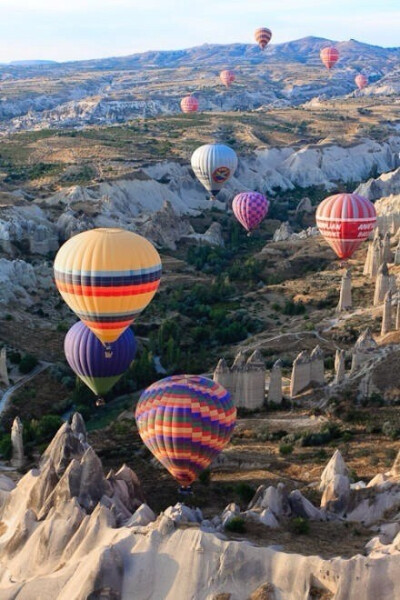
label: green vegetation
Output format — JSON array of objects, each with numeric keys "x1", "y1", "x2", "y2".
[
  {"x1": 19, "y1": 354, "x2": 39, "y2": 374},
  {"x1": 224, "y1": 517, "x2": 246, "y2": 533},
  {"x1": 289, "y1": 517, "x2": 310, "y2": 535},
  {"x1": 235, "y1": 482, "x2": 256, "y2": 504}
]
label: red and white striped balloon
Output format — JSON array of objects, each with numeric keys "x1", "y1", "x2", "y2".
[
  {"x1": 320, "y1": 47, "x2": 339, "y2": 70},
  {"x1": 180, "y1": 95, "x2": 199, "y2": 113},
  {"x1": 220, "y1": 70, "x2": 235, "y2": 88},
  {"x1": 255, "y1": 28, "x2": 272, "y2": 50},
  {"x1": 355, "y1": 74, "x2": 368, "y2": 90},
  {"x1": 316, "y1": 193, "x2": 376, "y2": 260}
]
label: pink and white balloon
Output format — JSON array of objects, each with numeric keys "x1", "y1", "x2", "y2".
[
  {"x1": 355, "y1": 74, "x2": 368, "y2": 90},
  {"x1": 232, "y1": 192, "x2": 269, "y2": 234}
]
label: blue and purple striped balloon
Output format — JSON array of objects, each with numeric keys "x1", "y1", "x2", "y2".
[{"x1": 64, "y1": 321, "x2": 137, "y2": 397}]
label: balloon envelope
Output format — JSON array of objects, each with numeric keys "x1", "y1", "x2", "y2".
[
  {"x1": 220, "y1": 70, "x2": 235, "y2": 88},
  {"x1": 255, "y1": 27, "x2": 272, "y2": 50},
  {"x1": 135, "y1": 375, "x2": 236, "y2": 486},
  {"x1": 320, "y1": 47, "x2": 339, "y2": 70},
  {"x1": 54, "y1": 228, "x2": 161, "y2": 344},
  {"x1": 232, "y1": 192, "x2": 269, "y2": 232},
  {"x1": 191, "y1": 143, "x2": 238, "y2": 198},
  {"x1": 316, "y1": 193, "x2": 376, "y2": 259},
  {"x1": 355, "y1": 74, "x2": 368, "y2": 90},
  {"x1": 65, "y1": 321, "x2": 137, "y2": 396},
  {"x1": 181, "y1": 95, "x2": 199, "y2": 113}
]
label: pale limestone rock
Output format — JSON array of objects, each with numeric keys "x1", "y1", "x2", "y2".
[
  {"x1": 320, "y1": 474, "x2": 350, "y2": 515},
  {"x1": 11, "y1": 417, "x2": 25, "y2": 469},
  {"x1": 351, "y1": 328, "x2": 378, "y2": 373},
  {"x1": 334, "y1": 349, "x2": 346, "y2": 384},
  {"x1": 272, "y1": 222, "x2": 293, "y2": 242},
  {"x1": 381, "y1": 289, "x2": 393, "y2": 335},
  {"x1": 259, "y1": 508, "x2": 279, "y2": 528},
  {"x1": 337, "y1": 269, "x2": 352, "y2": 311},
  {"x1": 290, "y1": 351, "x2": 311, "y2": 397},
  {"x1": 288, "y1": 490, "x2": 324, "y2": 520},
  {"x1": 382, "y1": 232, "x2": 393, "y2": 263},
  {"x1": 396, "y1": 297, "x2": 400, "y2": 330},
  {"x1": 242, "y1": 350, "x2": 266, "y2": 410},
  {"x1": 374, "y1": 262, "x2": 390, "y2": 306},
  {"x1": 319, "y1": 450, "x2": 349, "y2": 493},
  {"x1": 310, "y1": 345, "x2": 325, "y2": 385},
  {"x1": 268, "y1": 360, "x2": 283, "y2": 405},
  {"x1": 395, "y1": 240, "x2": 400, "y2": 265}
]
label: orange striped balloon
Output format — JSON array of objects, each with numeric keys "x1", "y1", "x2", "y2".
[
  {"x1": 180, "y1": 95, "x2": 199, "y2": 113},
  {"x1": 316, "y1": 193, "x2": 376, "y2": 260},
  {"x1": 220, "y1": 70, "x2": 235, "y2": 88},
  {"x1": 320, "y1": 47, "x2": 339, "y2": 70},
  {"x1": 135, "y1": 375, "x2": 236, "y2": 487},
  {"x1": 255, "y1": 27, "x2": 272, "y2": 50},
  {"x1": 54, "y1": 228, "x2": 161, "y2": 344}
]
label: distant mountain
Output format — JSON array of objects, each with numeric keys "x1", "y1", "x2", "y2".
[{"x1": 9, "y1": 60, "x2": 59, "y2": 66}]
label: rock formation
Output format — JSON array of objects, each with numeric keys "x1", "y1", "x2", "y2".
[
  {"x1": 373, "y1": 262, "x2": 390, "y2": 306},
  {"x1": 396, "y1": 296, "x2": 400, "y2": 330},
  {"x1": 334, "y1": 349, "x2": 346, "y2": 384},
  {"x1": 310, "y1": 345, "x2": 325, "y2": 386},
  {"x1": 351, "y1": 328, "x2": 378, "y2": 373},
  {"x1": 382, "y1": 231, "x2": 393, "y2": 263},
  {"x1": 213, "y1": 351, "x2": 266, "y2": 410},
  {"x1": 381, "y1": 289, "x2": 393, "y2": 335},
  {"x1": 268, "y1": 360, "x2": 283, "y2": 405},
  {"x1": 0, "y1": 346, "x2": 9, "y2": 386},
  {"x1": 272, "y1": 222, "x2": 293, "y2": 242},
  {"x1": 290, "y1": 351, "x2": 310, "y2": 398},
  {"x1": 395, "y1": 240, "x2": 400, "y2": 265},
  {"x1": 337, "y1": 269, "x2": 352, "y2": 311},
  {"x1": 11, "y1": 417, "x2": 25, "y2": 469}
]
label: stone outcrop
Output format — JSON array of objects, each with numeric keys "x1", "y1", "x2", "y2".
[
  {"x1": 141, "y1": 200, "x2": 195, "y2": 250},
  {"x1": 268, "y1": 360, "x2": 283, "y2": 405},
  {"x1": 396, "y1": 296, "x2": 400, "y2": 330},
  {"x1": 0, "y1": 347, "x2": 9, "y2": 386},
  {"x1": 290, "y1": 351, "x2": 310, "y2": 397},
  {"x1": 382, "y1": 232, "x2": 393, "y2": 264},
  {"x1": 11, "y1": 417, "x2": 25, "y2": 469},
  {"x1": 363, "y1": 233, "x2": 383, "y2": 278},
  {"x1": 0, "y1": 205, "x2": 59, "y2": 256},
  {"x1": 381, "y1": 289, "x2": 393, "y2": 335},
  {"x1": 337, "y1": 269, "x2": 352, "y2": 311},
  {"x1": 374, "y1": 262, "x2": 390, "y2": 306},
  {"x1": 272, "y1": 222, "x2": 293, "y2": 242},
  {"x1": 310, "y1": 345, "x2": 325, "y2": 386},
  {"x1": 351, "y1": 328, "x2": 378, "y2": 373},
  {"x1": 334, "y1": 349, "x2": 346, "y2": 384},
  {"x1": 213, "y1": 351, "x2": 266, "y2": 410}
]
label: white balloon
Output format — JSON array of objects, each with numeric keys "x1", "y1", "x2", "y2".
[{"x1": 191, "y1": 143, "x2": 238, "y2": 199}]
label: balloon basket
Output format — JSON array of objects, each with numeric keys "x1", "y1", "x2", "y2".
[
  {"x1": 96, "y1": 397, "x2": 106, "y2": 407},
  {"x1": 178, "y1": 486, "x2": 193, "y2": 496},
  {"x1": 104, "y1": 344, "x2": 113, "y2": 359},
  {"x1": 247, "y1": 232, "x2": 252, "y2": 238}
]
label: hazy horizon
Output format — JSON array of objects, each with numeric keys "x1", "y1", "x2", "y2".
[{"x1": 0, "y1": 0, "x2": 398, "y2": 63}]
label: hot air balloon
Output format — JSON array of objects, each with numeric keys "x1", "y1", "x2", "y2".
[
  {"x1": 135, "y1": 375, "x2": 236, "y2": 489},
  {"x1": 355, "y1": 74, "x2": 368, "y2": 90},
  {"x1": 320, "y1": 47, "x2": 339, "y2": 70},
  {"x1": 180, "y1": 95, "x2": 199, "y2": 113},
  {"x1": 191, "y1": 143, "x2": 238, "y2": 199},
  {"x1": 316, "y1": 193, "x2": 376, "y2": 260},
  {"x1": 232, "y1": 192, "x2": 269, "y2": 234},
  {"x1": 64, "y1": 321, "x2": 137, "y2": 398},
  {"x1": 220, "y1": 70, "x2": 235, "y2": 88},
  {"x1": 255, "y1": 27, "x2": 272, "y2": 50},
  {"x1": 54, "y1": 228, "x2": 161, "y2": 345}
]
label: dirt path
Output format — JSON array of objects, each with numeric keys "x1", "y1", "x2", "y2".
[{"x1": 0, "y1": 362, "x2": 51, "y2": 417}]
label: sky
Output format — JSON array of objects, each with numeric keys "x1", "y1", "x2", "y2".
[{"x1": 0, "y1": 0, "x2": 398, "y2": 63}]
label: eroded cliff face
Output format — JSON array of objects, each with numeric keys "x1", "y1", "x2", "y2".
[{"x1": 0, "y1": 416, "x2": 400, "y2": 600}]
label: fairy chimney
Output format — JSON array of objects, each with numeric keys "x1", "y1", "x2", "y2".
[
  {"x1": 11, "y1": 417, "x2": 25, "y2": 469},
  {"x1": 290, "y1": 351, "x2": 311, "y2": 398},
  {"x1": 334, "y1": 349, "x2": 346, "y2": 384},
  {"x1": 213, "y1": 358, "x2": 234, "y2": 398},
  {"x1": 337, "y1": 269, "x2": 352, "y2": 312},
  {"x1": 242, "y1": 350, "x2": 266, "y2": 410},
  {"x1": 0, "y1": 347, "x2": 9, "y2": 387},
  {"x1": 381, "y1": 289, "x2": 393, "y2": 336},
  {"x1": 310, "y1": 345, "x2": 325, "y2": 386},
  {"x1": 373, "y1": 262, "x2": 390, "y2": 306},
  {"x1": 351, "y1": 328, "x2": 378, "y2": 373},
  {"x1": 268, "y1": 359, "x2": 283, "y2": 405},
  {"x1": 382, "y1": 232, "x2": 393, "y2": 264}
]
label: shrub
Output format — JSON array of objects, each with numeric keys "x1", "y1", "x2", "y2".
[
  {"x1": 9, "y1": 351, "x2": 21, "y2": 364},
  {"x1": 199, "y1": 469, "x2": 211, "y2": 486},
  {"x1": 0, "y1": 434, "x2": 12, "y2": 459},
  {"x1": 19, "y1": 354, "x2": 39, "y2": 374},
  {"x1": 224, "y1": 517, "x2": 246, "y2": 533},
  {"x1": 382, "y1": 421, "x2": 400, "y2": 440},
  {"x1": 279, "y1": 443, "x2": 294, "y2": 456},
  {"x1": 34, "y1": 415, "x2": 63, "y2": 443},
  {"x1": 235, "y1": 482, "x2": 256, "y2": 504},
  {"x1": 289, "y1": 517, "x2": 310, "y2": 535}
]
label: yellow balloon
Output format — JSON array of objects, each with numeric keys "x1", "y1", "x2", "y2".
[{"x1": 54, "y1": 228, "x2": 161, "y2": 344}]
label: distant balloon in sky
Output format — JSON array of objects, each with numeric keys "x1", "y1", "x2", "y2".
[
  {"x1": 355, "y1": 74, "x2": 368, "y2": 90},
  {"x1": 54, "y1": 228, "x2": 161, "y2": 345},
  {"x1": 232, "y1": 192, "x2": 270, "y2": 234},
  {"x1": 191, "y1": 143, "x2": 238, "y2": 199},
  {"x1": 320, "y1": 47, "x2": 339, "y2": 70},
  {"x1": 180, "y1": 95, "x2": 199, "y2": 113},
  {"x1": 255, "y1": 27, "x2": 272, "y2": 50},
  {"x1": 65, "y1": 321, "x2": 137, "y2": 398},
  {"x1": 316, "y1": 193, "x2": 376, "y2": 260},
  {"x1": 220, "y1": 69, "x2": 235, "y2": 88},
  {"x1": 135, "y1": 375, "x2": 236, "y2": 488}
]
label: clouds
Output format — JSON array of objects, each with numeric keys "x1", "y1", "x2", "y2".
[{"x1": 0, "y1": 0, "x2": 398, "y2": 62}]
